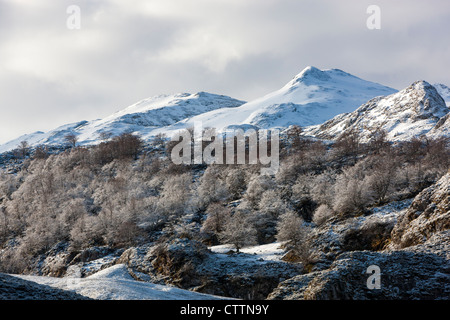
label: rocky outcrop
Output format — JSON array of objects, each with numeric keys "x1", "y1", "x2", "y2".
[
  {"x1": 389, "y1": 172, "x2": 450, "y2": 249},
  {"x1": 268, "y1": 231, "x2": 450, "y2": 300},
  {"x1": 268, "y1": 173, "x2": 450, "y2": 300},
  {"x1": 25, "y1": 244, "x2": 121, "y2": 278},
  {"x1": 306, "y1": 200, "x2": 410, "y2": 272},
  {"x1": 118, "y1": 238, "x2": 302, "y2": 300},
  {"x1": 305, "y1": 80, "x2": 449, "y2": 142}
]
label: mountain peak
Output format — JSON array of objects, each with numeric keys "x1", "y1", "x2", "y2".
[
  {"x1": 306, "y1": 79, "x2": 449, "y2": 142},
  {"x1": 410, "y1": 80, "x2": 435, "y2": 92},
  {"x1": 0, "y1": 66, "x2": 399, "y2": 153},
  {"x1": 292, "y1": 66, "x2": 331, "y2": 83},
  {"x1": 401, "y1": 80, "x2": 447, "y2": 113}
]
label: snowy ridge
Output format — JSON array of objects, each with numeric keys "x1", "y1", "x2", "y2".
[
  {"x1": 161, "y1": 66, "x2": 397, "y2": 134},
  {"x1": 0, "y1": 92, "x2": 245, "y2": 153},
  {"x1": 0, "y1": 66, "x2": 396, "y2": 153},
  {"x1": 304, "y1": 80, "x2": 450, "y2": 141},
  {"x1": 2, "y1": 67, "x2": 450, "y2": 153}
]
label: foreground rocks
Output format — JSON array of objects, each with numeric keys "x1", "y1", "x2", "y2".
[
  {"x1": 268, "y1": 231, "x2": 450, "y2": 300},
  {"x1": 390, "y1": 172, "x2": 450, "y2": 249},
  {"x1": 119, "y1": 238, "x2": 302, "y2": 300},
  {"x1": 268, "y1": 172, "x2": 450, "y2": 300}
]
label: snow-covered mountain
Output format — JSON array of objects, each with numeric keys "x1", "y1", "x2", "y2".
[
  {"x1": 0, "y1": 66, "x2": 398, "y2": 153},
  {"x1": 304, "y1": 80, "x2": 450, "y2": 142},
  {"x1": 0, "y1": 92, "x2": 245, "y2": 153},
  {"x1": 434, "y1": 83, "x2": 450, "y2": 106},
  {"x1": 160, "y1": 66, "x2": 397, "y2": 135}
]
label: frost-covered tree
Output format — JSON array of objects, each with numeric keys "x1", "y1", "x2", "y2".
[
  {"x1": 200, "y1": 202, "x2": 231, "y2": 244},
  {"x1": 276, "y1": 210, "x2": 311, "y2": 263},
  {"x1": 312, "y1": 204, "x2": 335, "y2": 226},
  {"x1": 197, "y1": 166, "x2": 229, "y2": 208},
  {"x1": 276, "y1": 210, "x2": 305, "y2": 247},
  {"x1": 219, "y1": 210, "x2": 257, "y2": 252},
  {"x1": 244, "y1": 174, "x2": 276, "y2": 208},
  {"x1": 224, "y1": 167, "x2": 247, "y2": 200},
  {"x1": 157, "y1": 173, "x2": 195, "y2": 218},
  {"x1": 332, "y1": 164, "x2": 373, "y2": 216}
]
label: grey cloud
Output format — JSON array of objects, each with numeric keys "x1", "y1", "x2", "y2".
[{"x1": 0, "y1": 0, "x2": 449, "y2": 144}]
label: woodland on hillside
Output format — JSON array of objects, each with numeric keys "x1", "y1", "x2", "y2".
[{"x1": 0, "y1": 127, "x2": 449, "y2": 275}]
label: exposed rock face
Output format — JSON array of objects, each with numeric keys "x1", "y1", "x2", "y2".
[
  {"x1": 118, "y1": 238, "x2": 302, "y2": 300},
  {"x1": 29, "y1": 244, "x2": 121, "y2": 278},
  {"x1": 307, "y1": 200, "x2": 410, "y2": 272},
  {"x1": 434, "y1": 83, "x2": 450, "y2": 106},
  {"x1": 268, "y1": 173, "x2": 450, "y2": 300},
  {"x1": 390, "y1": 172, "x2": 450, "y2": 249},
  {"x1": 305, "y1": 81, "x2": 449, "y2": 142},
  {"x1": 268, "y1": 231, "x2": 450, "y2": 300}
]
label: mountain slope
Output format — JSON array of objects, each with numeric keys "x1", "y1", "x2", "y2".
[
  {"x1": 158, "y1": 66, "x2": 397, "y2": 136},
  {"x1": 0, "y1": 67, "x2": 397, "y2": 153},
  {"x1": 12, "y1": 264, "x2": 231, "y2": 300},
  {"x1": 434, "y1": 83, "x2": 450, "y2": 106},
  {"x1": 0, "y1": 92, "x2": 245, "y2": 153},
  {"x1": 304, "y1": 80, "x2": 449, "y2": 142}
]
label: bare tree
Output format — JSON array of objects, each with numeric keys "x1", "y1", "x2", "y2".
[
  {"x1": 151, "y1": 133, "x2": 167, "y2": 149},
  {"x1": 33, "y1": 145, "x2": 49, "y2": 159},
  {"x1": 332, "y1": 128, "x2": 361, "y2": 161},
  {"x1": 17, "y1": 140, "x2": 30, "y2": 158},
  {"x1": 286, "y1": 125, "x2": 305, "y2": 152},
  {"x1": 219, "y1": 210, "x2": 257, "y2": 253},
  {"x1": 312, "y1": 204, "x2": 335, "y2": 226},
  {"x1": 276, "y1": 210, "x2": 312, "y2": 263},
  {"x1": 64, "y1": 133, "x2": 78, "y2": 148},
  {"x1": 332, "y1": 165, "x2": 373, "y2": 216},
  {"x1": 276, "y1": 210, "x2": 305, "y2": 247},
  {"x1": 201, "y1": 203, "x2": 232, "y2": 244}
]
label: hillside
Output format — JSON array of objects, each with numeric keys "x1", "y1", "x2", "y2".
[
  {"x1": 159, "y1": 66, "x2": 397, "y2": 135},
  {"x1": 304, "y1": 80, "x2": 449, "y2": 142},
  {"x1": 0, "y1": 66, "x2": 397, "y2": 153},
  {"x1": 0, "y1": 92, "x2": 245, "y2": 153}
]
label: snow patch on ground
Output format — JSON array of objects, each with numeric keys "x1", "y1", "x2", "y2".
[
  {"x1": 12, "y1": 264, "x2": 232, "y2": 300},
  {"x1": 209, "y1": 242, "x2": 286, "y2": 261}
]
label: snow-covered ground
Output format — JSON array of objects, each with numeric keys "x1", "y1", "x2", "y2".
[
  {"x1": 209, "y1": 242, "x2": 286, "y2": 262},
  {"x1": 12, "y1": 264, "x2": 232, "y2": 300},
  {"x1": 10, "y1": 242, "x2": 288, "y2": 300},
  {"x1": 434, "y1": 83, "x2": 450, "y2": 107}
]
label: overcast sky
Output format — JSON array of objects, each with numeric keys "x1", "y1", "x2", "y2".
[{"x1": 0, "y1": 0, "x2": 449, "y2": 144}]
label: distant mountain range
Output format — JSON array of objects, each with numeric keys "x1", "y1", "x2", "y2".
[{"x1": 1, "y1": 66, "x2": 449, "y2": 153}]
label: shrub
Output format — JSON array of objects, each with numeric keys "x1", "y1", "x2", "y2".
[{"x1": 312, "y1": 204, "x2": 335, "y2": 226}]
